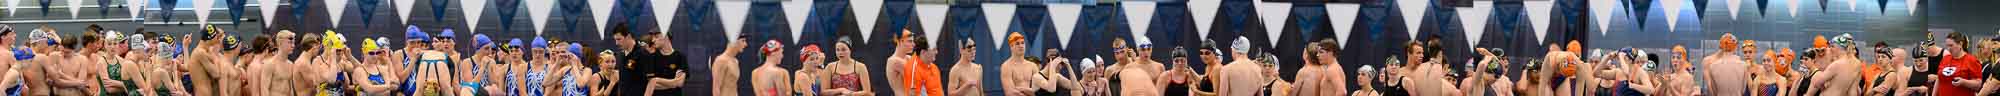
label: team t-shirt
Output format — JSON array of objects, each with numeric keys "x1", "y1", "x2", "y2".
[{"x1": 1936, "y1": 54, "x2": 1981, "y2": 96}]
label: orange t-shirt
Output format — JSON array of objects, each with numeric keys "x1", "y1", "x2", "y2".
[{"x1": 902, "y1": 56, "x2": 944, "y2": 96}]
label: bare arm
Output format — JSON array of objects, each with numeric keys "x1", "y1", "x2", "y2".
[{"x1": 885, "y1": 57, "x2": 907, "y2": 95}]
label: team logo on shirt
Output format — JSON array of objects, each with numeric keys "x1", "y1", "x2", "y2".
[{"x1": 1944, "y1": 67, "x2": 1959, "y2": 76}]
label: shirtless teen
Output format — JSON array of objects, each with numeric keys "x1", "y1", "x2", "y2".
[
  {"x1": 1001, "y1": 33, "x2": 1050, "y2": 96},
  {"x1": 886, "y1": 30, "x2": 915, "y2": 96},
  {"x1": 1806, "y1": 34, "x2": 1869, "y2": 96},
  {"x1": 711, "y1": 36, "x2": 748, "y2": 96},
  {"x1": 1293, "y1": 41, "x2": 1337, "y2": 96},
  {"x1": 1108, "y1": 38, "x2": 1166, "y2": 96},
  {"x1": 1216, "y1": 37, "x2": 1264, "y2": 96},
  {"x1": 749, "y1": 40, "x2": 793, "y2": 96},
  {"x1": 1659, "y1": 44, "x2": 1700, "y2": 96},
  {"x1": 946, "y1": 39, "x2": 983, "y2": 96},
  {"x1": 21, "y1": 26, "x2": 53, "y2": 96},
  {"x1": 1703, "y1": 33, "x2": 1751, "y2": 96}
]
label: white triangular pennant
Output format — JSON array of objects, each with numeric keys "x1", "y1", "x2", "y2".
[
  {"x1": 1329, "y1": 3, "x2": 1358, "y2": 48},
  {"x1": 784, "y1": 0, "x2": 809, "y2": 41},
  {"x1": 1528, "y1": 0, "x2": 1551, "y2": 42},
  {"x1": 461, "y1": 0, "x2": 485, "y2": 33},
  {"x1": 983, "y1": 3, "x2": 1014, "y2": 45},
  {"x1": 852, "y1": 0, "x2": 879, "y2": 34},
  {"x1": 1728, "y1": 0, "x2": 1741, "y2": 19},
  {"x1": 1189, "y1": 0, "x2": 1217, "y2": 34},
  {"x1": 194, "y1": 0, "x2": 213, "y2": 24},
  {"x1": 1664, "y1": 0, "x2": 1683, "y2": 32},
  {"x1": 131, "y1": 0, "x2": 149, "y2": 18},
  {"x1": 1587, "y1": 0, "x2": 1613, "y2": 34},
  {"x1": 258, "y1": 0, "x2": 274, "y2": 26},
  {"x1": 915, "y1": 4, "x2": 947, "y2": 42},
  {"x1": 68, "y1": 0, "x2": 80, "y2": 18},
  {"x1": 527, "y1": 0, "x2": 554, "y2": 35},
  {"x1": 327, "y1": 0, "x2": 349, "y2": 28},
  {"x1": 1847, "y1": 0, "x2": 1857, "y2": 11},
  {"x1": 1399, "y1": 0, "x2": 1429, "y2": 40},
  {"x1": 1460, "y1": 1, "x2": 1491, "y2": 47},
  {"x1": 1788, "y1": 0, "x2": 1799, "y2": 17},
  {"x1": 1257, "y1": 2, "x2": 1288, "y2": 46},
  {"x1": 395, "y1": 0, "x2": 414, "y2": 23},
  {"x1": 652, "y1": 0, "x2": 679, "y2": 32},
  {"x1": 1050, "y1": 4, "x2": 1081, "y2": 46},
  {"x1": 591, "y1": 0, "x2": 613, "y2": 38},
  {"x1": 6, "y1": 0, "x2": 16, "y2": 16},
  {"x1": 717, "y1": 1, "x2": 748, "y2": 37},
  {"x1": 1906, "y1": 0, "x2": 1918, "y2": 15},
  {"x1": 1124, "y1": 1, "x2": 1156, "y2": 38}
]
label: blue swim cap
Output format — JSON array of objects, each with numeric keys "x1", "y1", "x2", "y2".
[
  {"x1": 507, "y1": 38, "x2": 523, "y2": 49},
  {"x1": 406, "y1": 31, "x2": 430, "y2": 42},
  {"x1": 473, "y1": 34, "x2": 492, "y2": 48},
  {"x1": 532, "y1": 37, "x2": 548, "y2": 49},
  {"x1": 12, "y1": 48, "x2": 32, "y2": 60},
  {"x1": 438, "y1": 29, "x2": 457, "y2": 38},
  {"x1": 568, "y1": 44, "x2": 582, "y2": 57}
]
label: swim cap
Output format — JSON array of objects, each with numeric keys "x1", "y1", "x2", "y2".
[
  {"x1": 507, "y1": 38, "x2": 523, "y2": 49},
  {"x1": 1233, "y1": 36, "x2": 1251, "y2": 53},
  {"x1": 324, "y1": 31, "x2": 347, "y2": 49},
  {"x1": 407, "y1": 29, "x2": 430, "y2": 42},
  {"x1": 473, "y1": 34, "x2": 492, "y2": 48},
  {"x1": 532, "y1": 37, "x2": 549, "y2": 49},
  {"x1": 362, "y1": 38, "x2": 379, "y2": 52},
  {"x1": 763, "y1": 40, "x2": 783, "y2": 56},
  {"x1": 438, "y1": 29, "x2": 457, "y2": 38}
]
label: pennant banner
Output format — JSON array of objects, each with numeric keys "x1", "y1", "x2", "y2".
[
  {"x1": 1906, "y1": 0, "x2": 1917, "y2": 14},
  {"x1": 1189, "y1": 0, "x2": 1217, "y2": 34},
  {"x1": 653, "y1": 0, "x2": 679, "y2": 32},
  {"x1": 462, "y1": 0, "x2": 486, "y2": 33},
  {"x1": 1399, "y1": 0, "x2": 1429, "y2": 39},
  {"x1": 1664, "y1": 0, "x2": 1683, "y2": 32},
  {"x1": 395, "y1": 0, "x2": 413, "y2": 23},
  {"x1": 527, "y1": 0, "x2": 554, "y2": 35},
  {"x1": 1258, "y1": 2, "x2": 1288, "y2": 46},
  {"x1": 853, "y1": 0, "x2": 880, "y2": 34},
  {"x1": 1123, "y1": 1, "x2": 1154, "y2": 37},
  {"x1": 784, "y1": 0, "x2": 808, "y2": 40},
  {"x1": 327, "y1": 0, "x2": 349, "y2": 28},
  {"x1": 1329, "y1": 3, "x2": 1357, "y2": 48},
  {"x1": 1847, "y1": 0, "x2": 1857, "y2": 11},
  {"x1": 7, "y1": 0, "x2": 16, "y2": 16},
  {"x1": 1587, "y1": 0, "x2": 1612, "y2": 34},
  {"x1": 1460, "y1": 1, "x2": 1491, "y2": 47},
  {"x1": 1050, "y1": 4, "x2": 1081, "y2": 46},
  {"x1": 1729, "y1": 0, "x2": 1741, "y2": 19},
  {"x1": 68, "y1": 0, "x2": 78, "y2": 18},
  {"x1": 259, "y1": 0, "x2": 275, "y2": 26},
  {"x1": 591, "y1": 0, "x2": 613, "y2": 37},
  {"x1": 718, "y1": 1, "x2": 748, "y2": 37},
  {"x1": 1527, "y1": 0, "x2": 1551, "y2": 42},
  {"x1": 915, "y1": 4, "x2": 946, "y2": 37},
  {"x1": 984, "y1": 3, "x2": 1014, "y2": 45},
  {"x1": 1788, "y1": 0, "x2": 1798, "y2": 17},
  {"x1": 194, "y1": 0, "x2": 212, "y2": 23},
  {"x1": 130, "y1": 0, "x2": 147, "y2": 18}
]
